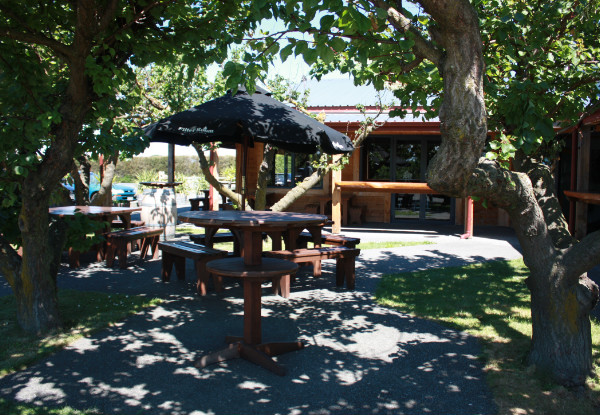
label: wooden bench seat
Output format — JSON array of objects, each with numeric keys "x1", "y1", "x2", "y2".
[
  {"x1": 190, "y1": 232, "x2": 236, "y2": 245},
  {"x1": 106, "y1": 226, "x2": 164, "y2": 269},
  {"x1": 158, "y1": 241, "x2": 228, "y2": 295},
  {"x1": 296, "y1": 232, "x2": 361, "y2": 249},
  {"x1": 111, "y1": 219, "x2": 145, "y2": 228},
  {"x1": 264, "y1": 246, "x2": 361, "y2": 295}
]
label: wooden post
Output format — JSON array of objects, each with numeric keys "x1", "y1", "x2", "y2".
[
  {"x1": 167, "y1": 144, "x2": 175, "y2": 183},
  {"x1": 460, "y1": 197, "x2": 474, "y2": 239},
  {"x1": 575, "y1": 127, "x2": 591, "y2": 239},
  {"x1": 209, "y1": 148, "x2": 218, "y2": 211},
  {"x1": 568, "y1": 129, "x2": 578, "y2": 234},
  {"x1": 331, "y1": 156, "x2": 342, "y2": 234}
]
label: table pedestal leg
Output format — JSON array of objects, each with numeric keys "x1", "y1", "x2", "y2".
[
  {"x1": 194, "y1": 278, "x2": 303, "y2": 376},
  {"x1": 194, "y1": 339, "x2": 304, "y2": 376}
]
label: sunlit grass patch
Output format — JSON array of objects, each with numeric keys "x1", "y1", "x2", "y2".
[
  {"x1": 0, "y1": 290, "x2": 161, "y2": 377},
  {"x1": 0, "y1": 398, "x2": 98, "y2": 415},
  {"x1": 375, "y1": 258, "x2": 600, "y2": 415}
]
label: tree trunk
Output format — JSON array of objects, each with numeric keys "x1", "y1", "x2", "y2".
[
  {"x1": 73, "y1": 156, "x2": 91, "y2": 205},
  {"x1": 527, "y1": 270, "x2": 596, "y2": 386},
  {"x1": 15, "y1": 189, "x2": 62, "y2": 333},
  {"x1": 424, "y1": 1, "x2": 487, "y2": 197},
  {"x1": 254, "y1": 144, "x2": 276, "y2": 210},
  {"x1": 91, "y1": 153, "x2": 118, "y2": 207},
  {"x1": 192, "y1": 143, "x2": 248, "y2": 210},
  {"x1": 417, "y1": 1, "x2": 599, "y2": 386},
  {"x1": 466, "y1": 158, "x2": 599, "y2": 386}
]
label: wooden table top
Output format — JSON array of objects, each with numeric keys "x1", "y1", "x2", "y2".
[
  {"x1": 49, "y1": 205, "x2": 142, "y2": 217},
  {"x1": 178, "y1": 210, "x2": 328, "y2": 229}
]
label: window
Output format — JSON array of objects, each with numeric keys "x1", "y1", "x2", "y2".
[
  {"x1": 361, "y1": 135, "x2": 453, "y2": 222},
  {"x1": 267, "y1": 151, "x2": 322, "y2": 188}
]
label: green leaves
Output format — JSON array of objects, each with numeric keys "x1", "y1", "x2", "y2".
[{"x1": 480, "y1": 0, "x2": 600, "y2": 160}]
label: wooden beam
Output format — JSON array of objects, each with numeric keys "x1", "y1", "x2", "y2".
[
  {"x1": 564, "y1": 190, "x2": 600, "y2": 205},
  {"x1": 331, "y1": 156, "x2": 342, "y2": 234},
  {"x1": 335, "y1": 181, "x2": 438, "y2": 194},
  {"x1": 168, "y1": 144, "x2": 175, "y2": 183}
]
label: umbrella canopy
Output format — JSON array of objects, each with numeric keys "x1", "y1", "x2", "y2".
[{"x1": 143, "y1": 86, "x2": 354, "y2": 154}]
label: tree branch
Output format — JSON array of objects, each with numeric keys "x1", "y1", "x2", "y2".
[
  {"x1": 373, "y1": 0, "x2": 443, "y2": 66},
  {"x1": 0, "y1": 25, "x2": 72, "y2": 62},
  {"x1": 192, "y1": 143, "x2": 249, "y2": 210},
  {"x1": 563, "y1": 230, "x2": 600, "y2": 281},
  {"x1": 254, "y1": 144, "x2": 277, "y2": 210}
]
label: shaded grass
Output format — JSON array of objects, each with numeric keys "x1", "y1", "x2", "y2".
[
  {"x1": 0, "y1": 290, "x2": 161, "y2": 377},
  {"x1": 375, "y1": 258, "x2": 600, "y2": 415}
]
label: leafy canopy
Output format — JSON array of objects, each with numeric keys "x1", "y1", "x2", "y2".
[{"x1": 233, "y1": 0, "x2": 599, "y2": 164}]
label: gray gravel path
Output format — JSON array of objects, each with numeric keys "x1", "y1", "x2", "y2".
[{"x1": 0, "y1": 222, "x2": 523, "y2": 414}]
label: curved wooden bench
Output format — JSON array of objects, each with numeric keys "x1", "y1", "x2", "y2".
[
  {"x1": 106, "y1": 226, "x2": 164, "y2": 269},
  {"x1": 158, "y1": 241, "x2": 228, "y2": 295},
  {"x1": 110, "y1": 219, "x2": 145, "y2": 228},
  {"x1": 200, "y1": 257, "x2": 301, "y2": 376},
  {"x1": 264, "y1": 246, "x2": 361, "y2": 292},
  {"x1": 296, "y1": 232, "x2": 361, "y2": 249}
]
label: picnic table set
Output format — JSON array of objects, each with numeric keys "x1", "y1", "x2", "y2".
[
  {"x1": 48, "y1": 85, "x2": 360, "y2": 376},
  {"x1": 50, "y1": 203, "x2": 361, "y2": 376}
]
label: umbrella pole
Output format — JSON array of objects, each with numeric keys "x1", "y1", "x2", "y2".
[{"x1": 241, "y1": 135, "x2": 248, "y2": 211}]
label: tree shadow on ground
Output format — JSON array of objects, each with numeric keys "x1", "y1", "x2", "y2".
[{"x1": 0, "y1": 260, "x2": 497, "y2": 415}]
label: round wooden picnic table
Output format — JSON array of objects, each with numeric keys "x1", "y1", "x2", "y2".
[
  {"x1": 178, "y1": 210, "x2": 328, "y2": 265},
  {"x1": 178, "y1": 210, "x2": 327, "y2": 376}
]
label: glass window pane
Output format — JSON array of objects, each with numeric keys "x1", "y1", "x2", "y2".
[
  {"x1": 364, "y1": 137, "x2": 391, "y2": 180},
  {"x1": 268, "y1": 151, "x2": 321, "y2": 188},
  {"x1": 395, "y1": 141, "x2": 421, "y2": 182}
]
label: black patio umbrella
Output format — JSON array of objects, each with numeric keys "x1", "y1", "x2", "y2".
[
  {"x1": 143, "y1": 85, "x2": 354, "y2": 154},
  {"x1": 143, "y1": 86, "x2": 354, "y2": 209}
]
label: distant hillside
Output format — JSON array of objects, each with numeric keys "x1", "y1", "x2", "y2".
[{"x1": 91, "y1": 155, "x2": 236, "y2": 182}]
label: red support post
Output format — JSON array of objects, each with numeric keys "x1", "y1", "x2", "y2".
[{"x1": 461, "y1": 197, "x2": 474, "y2": 239}]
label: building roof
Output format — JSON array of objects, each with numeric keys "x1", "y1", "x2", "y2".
[{"x1": 296, "y1": 78, "x2": 437, "y2": 124}]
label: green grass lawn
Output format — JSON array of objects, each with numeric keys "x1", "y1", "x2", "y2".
[{"x1": 375, "y1": 258, "x2": 600, "y2": 415}]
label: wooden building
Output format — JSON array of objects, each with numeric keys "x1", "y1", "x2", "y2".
[
  {"x1": 236, "y1": 79, "x2": 508, "y2": 230},
  {"x1": 233, "y1": 80, "x2": 598, "y2": 235},
  {"x1": 555, "y1": 107, "x2": 600, "y2": 239}
]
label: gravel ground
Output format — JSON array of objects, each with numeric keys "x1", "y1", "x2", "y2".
[{"x1": 0, "y1": 221, "x2": 526, "y2": 415}]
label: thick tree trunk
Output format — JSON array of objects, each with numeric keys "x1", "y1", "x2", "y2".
[
  {"x1": 516, "y1": 160, "x2": 598, "y2": 385},
  {"x1": 465, "y1": 159, "x2": 599, "y2": 386},
  {"x1": 15, "y1": 189, "x2": 62, "y2": 334},
  {"x1": 416, "y1": 0, "x2": 599, "y2": 386},
  {"x1": 527, "y1": 271, "x2": 596, "y2": 386},
  {"x1": 423, "y1": 1, "x2": 487, "y2": 197}
]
